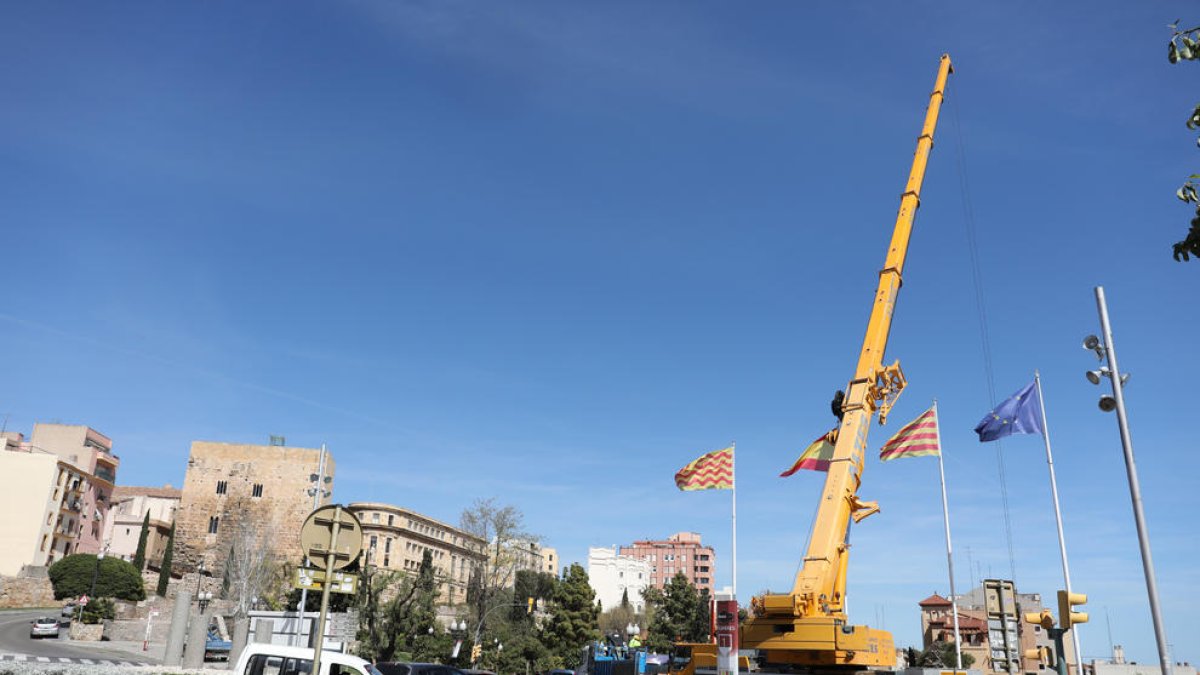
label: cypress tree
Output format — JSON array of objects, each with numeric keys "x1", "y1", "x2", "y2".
[
  {"x1": 156, "y1": 522, "x2": 175, "y2": 597},
  {"x1": 132, "y1": 511, "x2": 150, "y2": 571}
]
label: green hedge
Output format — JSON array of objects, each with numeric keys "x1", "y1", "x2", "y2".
[{"x1": 48, "y1": 554, "x2": 145, "y2": 601}]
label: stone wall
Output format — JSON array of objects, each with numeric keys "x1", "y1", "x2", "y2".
[
  {"x1": 175, "y1": 442, "x2": 335, "y2": 577},
  {"x1": 0, "y1": 574, "x2": 57, "y2": 609},
  {"x1": 69, "y1": 622, "x2": 103, "y2": 641}
]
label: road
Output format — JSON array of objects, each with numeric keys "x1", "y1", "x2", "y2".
[{"x1": 0, "y1": 609, "x2": 158, "y2": 662}]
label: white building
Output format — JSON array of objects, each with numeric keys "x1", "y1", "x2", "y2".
[{"x1": 588, "y1": 546, "x2": 651, "y2": 613}]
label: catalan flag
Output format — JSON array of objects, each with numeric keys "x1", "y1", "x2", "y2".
[
  {"x1": 674, "y1": 447, "x2": 734, "y2": 491},
  {"x1": 879, "y1": 406, "x2": 940, "y2": 461},
  {"x1": 779, "y1": 431, "x2": 837, "y2": 476}
]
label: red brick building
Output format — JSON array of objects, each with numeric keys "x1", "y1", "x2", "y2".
[{"x1": 618, "y1": 532, "x2": 715, "y2": 594}]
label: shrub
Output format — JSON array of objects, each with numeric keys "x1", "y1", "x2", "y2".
[
  {"x1": 81, "y1": 597, "x2": 115, "y2": 624},
  {"x1": 48, "y1": 554, "x2": 145, "y2": 601}
]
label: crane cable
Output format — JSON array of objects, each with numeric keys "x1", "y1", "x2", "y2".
[{"x1": 948, "y1": 90, "x2": 1019, "y2": 586}]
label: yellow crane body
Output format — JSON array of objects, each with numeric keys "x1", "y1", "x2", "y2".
[{"x1": 741, "y1": 54, "x2": 953, "y2": 669}]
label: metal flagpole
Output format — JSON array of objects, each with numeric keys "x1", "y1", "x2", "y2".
[
  {"x1": 731, "y1": 442, "x2": 737, "y2": 598},
  {"x1": 932, "y1": 401, "x2": 962, "y2": 671},
  {"x1": 1034, "y1": 372, "x2": 1084, "y2": 675}
]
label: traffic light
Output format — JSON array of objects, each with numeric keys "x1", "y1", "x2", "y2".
[
  {"x1": 527, "y1": 596, "x2": 535, "y2": 613},
  {"x1": 1023, "y1": 646, "x2": 1056, "y2": 668},
  {"x1": 1058, "y1": 590, "x2": 1088, "y2": 630},
  {"x1": 471, "y1": 644, "x2": 482, "y2": 662},
  {"x1": 1024, "y1": 610, "x2": 1055, "y2": 630}
]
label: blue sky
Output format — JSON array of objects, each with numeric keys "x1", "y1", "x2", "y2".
[{"x1": 1, "y1": 1, "x2": 1197, "y2": 663}]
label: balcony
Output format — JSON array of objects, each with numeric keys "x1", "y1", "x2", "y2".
[{"x1": 94, "y1": 467, "x2": 116, "y2": 484}]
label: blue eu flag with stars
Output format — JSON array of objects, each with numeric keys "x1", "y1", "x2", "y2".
[{"x1": 974, "y1": 380, "x2": 1044, "y2": 442}]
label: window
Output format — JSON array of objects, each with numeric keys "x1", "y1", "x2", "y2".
[
  {"x1": 373, "y1": 513, "x2": 380, "y2": 523},
  {"x1": 252, "y1": 483, "x2": 264, "y2": 498},
  {"x1": 126, "y1": 528, "x2": 131, "y2": 536},
  {"x1": 388, "y1": 514, "x2": 394, "y2": 527},
  {"x1": 370, "y1": 535, "x2": 378, "y2": 549},
  {"x1": 208, "y1": 516, "x2": 219, "y2": 534},
  {"x1": 385, "y1": 538, "x2": 392, "y2": 553},
  {"x1": 216, "y1": 481, "x2": 227, "y2": 495},
  {"x1": 383, "y1": 556, "x2": 390, "y2": 567}
]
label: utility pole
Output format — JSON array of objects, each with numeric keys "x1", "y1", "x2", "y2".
[{"x1": 296, "y1": 444, "x2": 327, "y2": 646}]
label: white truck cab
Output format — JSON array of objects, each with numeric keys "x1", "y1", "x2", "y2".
[{"x1": 233, "y1": 643, "x2": 383, "y2": 675}]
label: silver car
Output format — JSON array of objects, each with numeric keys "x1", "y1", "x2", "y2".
[{"x1": 30, "y1": 617, "x2": 60, "y2": 639}]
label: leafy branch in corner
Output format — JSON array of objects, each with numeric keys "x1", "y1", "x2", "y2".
[{"x1": 1167, "y1": 21, "x2": 1200, "y2": 261}]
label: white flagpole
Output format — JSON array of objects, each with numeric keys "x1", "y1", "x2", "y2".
[
  {"x1": 731, "y1": 442, "x2": 737, "y2": 598},
  {"x1": 933, "y1": 401, "x2": 963, "y2": 671},
  {"x1": 1035, "y1": 371, "x2": 1084, "y2": 675}
]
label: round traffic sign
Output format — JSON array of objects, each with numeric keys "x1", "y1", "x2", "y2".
[{"x1": 299, "y1": 505, "x2": 363, "y2": 571}]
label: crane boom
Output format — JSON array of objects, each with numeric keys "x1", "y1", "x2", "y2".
[{"x1": 741, "y1": 54, "x2": 953, "y2": 669}]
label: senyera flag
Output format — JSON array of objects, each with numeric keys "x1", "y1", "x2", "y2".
[
  {"x1": 675, "y1": 447, "x2": 733, "y2": 491},
  {"x1": 780, "y1": 431, "x2": 837, "y2": 476},
  {"x1": 879, "y1": 406, "x2": 940, "y2": 461}
]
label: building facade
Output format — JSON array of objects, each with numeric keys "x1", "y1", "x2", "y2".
[
  {"x1": 540, "y1": 547, "x2": 559, "y2": 576},
  {"x1": 175, "y1": 441, "x2": 334, "y2": 576},
  {"x1": 588, "y1": 546, "x2": 651, "y2": 613},
  {"x1": 29, "y1": 424, "x2": 120, "y2": 555},
  {"x1": 103, "y1": 485, "x2": 181, "y2": 568},
  {"x1": 347, "y1": 503, "x2": 486, "y2": 605},
  {"x1": 918, "y1": 584, "x2": 1065, "y2": 674},
  {"x1": 0, "y1": 446, "x2": 95, "y2": 575},
  {"x1": 618, "y1": 532, "x2": 715, "y2": 594}
]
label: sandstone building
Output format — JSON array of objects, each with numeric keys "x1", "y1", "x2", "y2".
[
  {"x1": 619, "y1": 531, "x2": 715, "y2": 594},
  {"x1": 348, "y1": 502, "x2": 486, "y2": 605},
  {"x1": 175, "y1": 441, "x2": 334, "y2": 576},
  {"x1": 103, "y1": 485, "x2": 181, "y2": 568}
]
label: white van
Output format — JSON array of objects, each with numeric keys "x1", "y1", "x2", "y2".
[{"x1": 233, "y1": 643, "x2": 384, "y2": 675}]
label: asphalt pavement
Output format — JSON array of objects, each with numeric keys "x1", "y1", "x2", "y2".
[{"x1": 0, "y1": 608, "x2": 161, "y2": 662}]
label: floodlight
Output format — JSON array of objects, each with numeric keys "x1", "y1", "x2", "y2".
[
  {"x1": 1086, "y1": 370, "x2": 1102, "y2": 385},
  {"x1": 1083, "y1": 335, "x2": 1100, "y2": 351},
  {"x1": 1098, "y1": 395, "x2": 1117, "y2": 412}
]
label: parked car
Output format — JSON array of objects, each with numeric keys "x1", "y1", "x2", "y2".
[
  {"x1": 546, "y1": 670, "x2": 575, "y2": 675},
  {"x1": 375, "y1": 663, "x2": 469, "y2": 675},
  {"x1": 30, "y1": 617, "x2": 60, "y2": 639},
  {"x1": 233, "y1": 643, "x2": 383, "y2": 675},
  {"x1": 461, "y1": 670, "x2": 497, "y2": 675},
  {"x1": 60, "y1": 603, "x2": 75, "y2": 619}
]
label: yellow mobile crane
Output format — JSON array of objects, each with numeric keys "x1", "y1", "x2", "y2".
[{"x1": 740, "y1": 54, "x2": 953, "y2": 670}]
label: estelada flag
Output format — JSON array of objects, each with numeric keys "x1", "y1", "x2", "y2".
[
  {"x1": 879, "y1": 406, "x2": 940, "y2": 461},
  {"x1": 675, "y1": 447, "x2": 733, "y2": 491},
  {"x1": 780, "y1": 430, "x2": 836, "y2": 476}
]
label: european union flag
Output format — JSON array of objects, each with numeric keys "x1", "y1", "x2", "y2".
[{"x1": 974, "y1": 380, "x2": 1044, "y2": 442}]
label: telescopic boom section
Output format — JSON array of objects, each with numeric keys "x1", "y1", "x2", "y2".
[{"x1": 742, "y1": 54, "x2": 952, "y2": 668}]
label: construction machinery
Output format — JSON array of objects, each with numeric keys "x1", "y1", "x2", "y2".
[{"x1": 739, "y1": 54, "x2": 954, "y2": 670}]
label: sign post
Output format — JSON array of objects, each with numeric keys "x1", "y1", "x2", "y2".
[
  {"x1": 715, "y1": 591, "x2": 739, "y2": 675},
  {"x1": 299, "y1": 504, "x2": 362, "y2": 675}
]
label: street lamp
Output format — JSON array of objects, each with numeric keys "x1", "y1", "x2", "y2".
[
  {"x1": 198, "y1": 591, "x2": 213, "y2": 613},
  {"x1": 1085, "y1": 286, "x2": 1172, "y2": 675},
  {"x1": 79, "y1": 545, "x2": 107, "y2": 622}
]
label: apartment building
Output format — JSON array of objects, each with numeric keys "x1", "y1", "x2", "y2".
[
  {"x1": 0, "y1": 429, "x2": 113, "y2": 575},
  {"x1": 103, "y1": 485, "x2": 181, "y2": 568},
  {"x1": 348, "y1": 503, "x2": 486, "y2": 605},
  {"x1": 28, "y1": 424, "x2": 120, "y2": 554},
  {"x1": 175, "y1": 441, "x2": 333, "y2": 576},
  {"x1": 619, "y1": 532, "x2": 715, "y2": 594}
]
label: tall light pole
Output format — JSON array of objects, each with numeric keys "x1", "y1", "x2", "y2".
[
  {"x1": 1084, "y1": 286, "x2": 1172, "y2": 675},
  {"x1": 296, "y1": 444, "x2": 329, "y2": 646}
]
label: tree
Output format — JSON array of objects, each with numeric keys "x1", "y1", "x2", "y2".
[
  {"x1": 221, "y1": 510, "x2": 282, "y2": 617},
  {"x1": 132, "y1": 511, "x2": 150, "y2": 572},
  {"x1": 917, "y1": 641, "x2": 975, "y2": 668},
  {"x1": 460, "y1": 498, "x2": 530, "y2": 637},
  {"x1": 48, "y1": 554, "x2": 145, "y2": 601},
  {"x1": 1167, "y1": 22, "x2": 1200, "y2": 260},
  {"x1": 157, "y1": 522, "x2": 175, "y2": 597},
  {"x1": 80, "y1": 597, "x2": 116, "y2": 625},
  {"x1": 355, "y1": 563, "x2": 401, "y2": 663},
  {"x1": 543, "y1": 563, "x2": 598, "y2": 667},
  {"x1": 643, "y1": 573, "x2": 707, "y2": 652}
]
